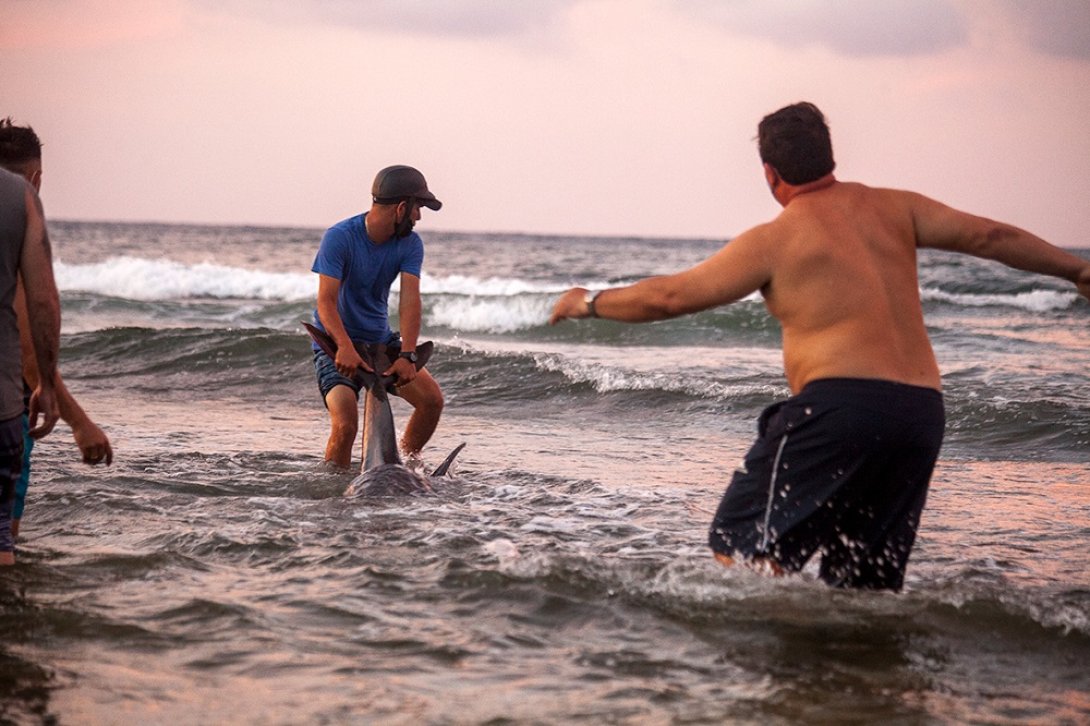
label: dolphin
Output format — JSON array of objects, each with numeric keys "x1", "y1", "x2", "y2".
[{"x1": 303, "y1": 322, "x2": 465, "y2": 496}]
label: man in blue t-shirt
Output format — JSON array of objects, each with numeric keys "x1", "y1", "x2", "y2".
[{"x1": 311, "y1": 165, "x2": 444, "y2": 468}]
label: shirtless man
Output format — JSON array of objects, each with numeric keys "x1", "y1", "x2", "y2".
[
  {"x1": 1, "y1": 166, "x2": 61, "y2": 565},
  {"x1": 549, "y1": 102, "x2": 1090, "y2": 591}
]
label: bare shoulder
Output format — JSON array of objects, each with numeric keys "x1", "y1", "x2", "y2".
[
  {"x1": 837, "y1": 181, "x2": 920, "y2": 211},
  {"x1": 831, "y1": 183, "x2": 973, "y2": 250},
  {"x1": 728, "y1": 219, "x2": 781, "y2": 248},
  {"x1": 712, "y1": 220, "x2": 783, "y2": 272},
  {"x1": 895, "y1": 188, "x2": 993, "y2": 251},
  {"x1": 665, "y1": 221, "x2": 780, "y2": 308}
]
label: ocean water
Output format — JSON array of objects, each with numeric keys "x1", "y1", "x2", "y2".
[{"x1": 2, "y1": 219, "x2": 1088, "y2": 724}]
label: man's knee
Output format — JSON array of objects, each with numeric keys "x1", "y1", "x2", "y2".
[
  {"x1": 329, "y1": 417, "x2": 357, "y2": 442},
  {"x1": 324, "y1": 386, "x2": 359, "y2": 436},
  {"x1": 403, "y1": 376, "x2": 444, "y2": 415},
  {"x1": 420, "y1": 384, "x2": 444, "y2": 414}
]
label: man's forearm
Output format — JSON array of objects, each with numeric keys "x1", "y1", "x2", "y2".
[
  {"x1": 975, "y1": 223, "x2": 1087, "y2": 284},
  {"x1": 54, "y1": 374, "x2": 92, "y2": 428},
  {"x1": 399, "y1": 295, "x2": 422, "y2": 350},
  {"x1": 592, "y1": 277, "x2": 689, "y2": 322}
]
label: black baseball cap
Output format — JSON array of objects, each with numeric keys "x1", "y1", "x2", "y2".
[{"x1": 372, "y1": 165, "x2": 442, "y2": 210}]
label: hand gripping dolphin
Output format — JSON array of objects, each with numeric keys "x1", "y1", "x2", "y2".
[{"x1": 303, "y1": 322, "x2": 465, "y2": 495}]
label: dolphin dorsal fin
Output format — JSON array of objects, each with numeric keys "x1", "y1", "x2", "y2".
[{"x1": 430, "y1": 442, "x2": 466, "y2": 476}]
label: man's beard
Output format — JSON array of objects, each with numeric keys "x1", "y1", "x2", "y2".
[{"x1": 394, "y1": 212, "x2": 415, "y2": 239}]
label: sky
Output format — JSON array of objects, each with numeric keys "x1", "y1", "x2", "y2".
[{"x1": 2, "y1": 0, "x2": 1090, "y2": 245}]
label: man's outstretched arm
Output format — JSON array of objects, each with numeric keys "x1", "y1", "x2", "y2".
[
  {"x1": 550, "y1": 227, "x2": 774, "y2": 324},
  {"x1": 910, "y1": 192, "x2": 1090, "y2": 301}
]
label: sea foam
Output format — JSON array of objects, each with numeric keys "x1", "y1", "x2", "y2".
[
  {"x1": 54, "y1": 255, "x2": 595, "y2": 307},
  {"x1": 55, "y1": 256, "x2": 315, "y2": 302},
  {"x1": 921, "y1": 286, "x2": 1077, "y2": 312}
]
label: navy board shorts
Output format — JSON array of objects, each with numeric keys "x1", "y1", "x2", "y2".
[
  {"x1": 708, "y1": 378, "x2": 945, "y2": 591},
  {"x1": 313, "y1": 333, "x2": 401, "y2": 403}
]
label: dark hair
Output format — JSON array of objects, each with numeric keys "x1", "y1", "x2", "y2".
[
  {"x1": 757, "y1": 102, "x2": 835, "y2": 185},
  {"x1": 0, "y1": 117, "x2": 43, "y2": 173}
]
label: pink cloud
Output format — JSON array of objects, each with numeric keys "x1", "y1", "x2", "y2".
[{"x1": 0, "y1": 0, "x2": 187, "y2": 51}]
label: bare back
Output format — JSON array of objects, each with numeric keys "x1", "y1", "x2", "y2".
[{"x1": 759, "y1": 182, "x2": 941, "y2": 393}]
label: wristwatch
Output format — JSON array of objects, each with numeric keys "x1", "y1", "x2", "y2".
[
  {"x1": 398, "y1": 350, "x2": 418, "y2": 364},
  {"x1": 584, "y1": 290, "x2": 600, "y2": 318}
]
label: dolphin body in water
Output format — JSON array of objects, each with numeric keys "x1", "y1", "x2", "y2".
[{"x1": 303, "y1": 322, "x2": 465, "y2": 496}]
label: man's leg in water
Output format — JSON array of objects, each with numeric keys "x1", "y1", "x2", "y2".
[
  {"x1": 11, "y1": 414, "x2": 31, "y2": 539},
  {"x1": 0, "y1": 416, "x2": 24, "y2": 566},
  {"x1": 324, "y1": 384, "x2": 359, "y2": 468},
  {"x1": 395, "y1": 369, "x2": 444, "y2": 456},
  {"x1": 714, "y1": 552, "x2": 785, "y2": 576}
]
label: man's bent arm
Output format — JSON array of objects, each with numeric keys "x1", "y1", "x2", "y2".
[
  {"x1": 316, "y1": 273, "x2": 367, "y2": 375},
  {"x1": 910, "y1": 192, "x2": 1090, "y2": 296},
  {"x1": 383, "y1": 273, "x2": 422, "y2": 385},
  {"x1": 397, "y1": 273, "x2": 422, "y2": 353},
  {"x1": 19, "y1": 185, "x2": 60, "y2": 437}
]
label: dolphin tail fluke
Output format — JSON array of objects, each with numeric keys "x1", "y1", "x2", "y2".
[
  {"x1": 303, "y1": 322, "x2": 369, "y2": 388},
  {"x1": 430, "y1": 443, "x2": 466, "y2": 477},
  {"x1": 303, "y1": 321, "x2": 437, "y2": 397},
  {"x1": 374, "y1": 340, "x2": 434, "y2": 372},
  {"x1": 363, "y1": 340, "x2": 435, "y2": 395}
]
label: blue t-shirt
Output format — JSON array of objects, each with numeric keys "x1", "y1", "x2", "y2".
[{"x1": 311, "y1": 213, "x2": 424, "y2": 345}]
